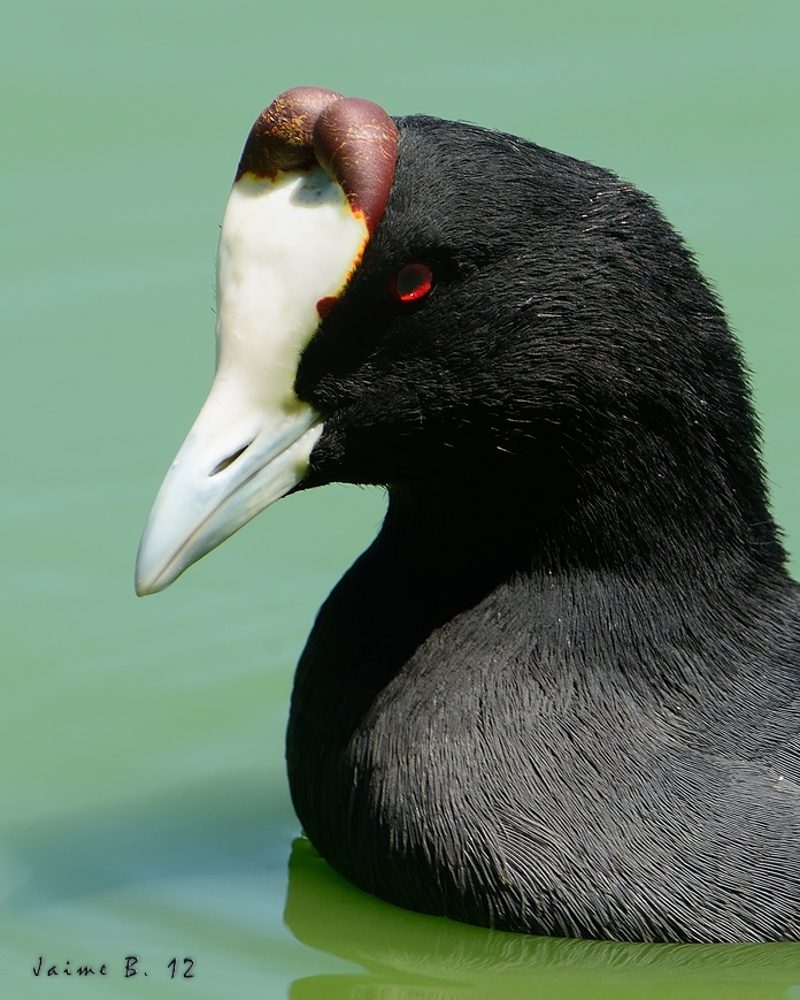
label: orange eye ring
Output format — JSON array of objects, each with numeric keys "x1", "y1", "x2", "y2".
[{"x1": 389, "y1": 263, "x2": 434, "y2": 303}]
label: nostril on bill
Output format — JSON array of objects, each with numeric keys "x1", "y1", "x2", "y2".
[{"x1": 210, "y1": 441, "x2": 253, "y2": 477}]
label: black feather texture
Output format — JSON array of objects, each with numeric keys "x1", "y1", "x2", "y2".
[{"x1": 287, "y1": 115, "x2": 799, "y2": 942}]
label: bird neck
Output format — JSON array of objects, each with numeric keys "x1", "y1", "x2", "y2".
[
  {"x1": 370, "y1": 477, "x2": 791, "y2": 703},
  {"x1": 384, "y1": 461, "x2": 787, "y2": 604}
]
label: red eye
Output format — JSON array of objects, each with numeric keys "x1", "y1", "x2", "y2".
[{"x1": 389, "y1": 263, "x2": 434, "y2": 303}]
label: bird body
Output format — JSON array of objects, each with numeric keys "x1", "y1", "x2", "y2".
[
  {"x1": 289, "y1": 488, "x2": 799, "y2": 941},
  {"x1": 137, "y1": 89, "x2": 799, "y2": 942}
]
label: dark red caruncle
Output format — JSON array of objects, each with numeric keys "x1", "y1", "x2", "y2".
[
  {"x1": 235, "y1": 86, "x2": 398, "y2": 236},
  {"x1": 236, "y1": 87, "x2": 343, "y2": 178}
]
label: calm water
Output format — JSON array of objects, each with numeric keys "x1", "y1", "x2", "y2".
[{"x1": 2, "y1": 1, "x2": 798, "y2": 996}]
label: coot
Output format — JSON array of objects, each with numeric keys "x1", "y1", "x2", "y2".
[{"x1": 136, "y1": 88, "x2": 799, "y2": 943}]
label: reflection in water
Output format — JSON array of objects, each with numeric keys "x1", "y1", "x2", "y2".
[
  {"x1": 284, "y1": 838, "x2": 800, "y2": 1000},
  {"x1": 3, "y1": 773, "x2": 296, "y2": 907}
]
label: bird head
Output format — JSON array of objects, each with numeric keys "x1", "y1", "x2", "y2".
[{"x1": 136, "y1": 87, "x2": 772, "y2": 595}]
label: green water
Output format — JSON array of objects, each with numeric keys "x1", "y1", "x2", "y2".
[{"x1": 2, "y1": 0, "x2": 798, "y2": 996}]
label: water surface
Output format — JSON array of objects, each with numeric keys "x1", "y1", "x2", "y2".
[{"x1": 2, "y1": 1, "x2": 798, "y2": 996}]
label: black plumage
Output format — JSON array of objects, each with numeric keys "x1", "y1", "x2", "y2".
[{"x1": 286, "y1": 116, "x2": 799, "y2": 942}]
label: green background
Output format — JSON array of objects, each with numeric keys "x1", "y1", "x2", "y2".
[{"x1": 2, "y1": 0, "x2": 798, "y2": 996}]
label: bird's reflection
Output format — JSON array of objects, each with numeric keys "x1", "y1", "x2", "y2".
[{"x1": 284, "y1": 838, "x2": 799, "y2": 1000}]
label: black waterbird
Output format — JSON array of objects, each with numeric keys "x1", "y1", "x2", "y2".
[{"x1": 136, "y1": 88, "x2": 799, "y2": 943}]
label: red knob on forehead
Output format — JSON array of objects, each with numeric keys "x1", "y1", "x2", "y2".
[
  {"x1": 236, "y1": 86, "x2": 343, "y2": 179},
  {"x1": 234, "y1": 88, "x2": 398, "y2": 236},
  {"x1": 313, "y1": 97, "x2": 398, "y2": 234}
]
